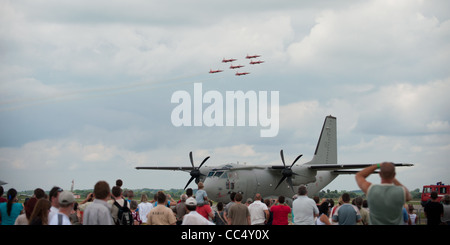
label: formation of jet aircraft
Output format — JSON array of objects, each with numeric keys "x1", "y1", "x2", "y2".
[{"x1": 210, "y1": 54, "x2": 264, "y2": 76}]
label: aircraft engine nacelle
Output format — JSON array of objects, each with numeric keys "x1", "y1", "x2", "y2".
[{"x1": 292, "y1": 167, "x2": 317, "y2": 186}]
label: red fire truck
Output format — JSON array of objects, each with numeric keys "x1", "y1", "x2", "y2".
[{"x1": 421, "y1": 182, "x2": 449, "y2": 206}]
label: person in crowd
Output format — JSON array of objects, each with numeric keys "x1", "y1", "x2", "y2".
[
  {"x1": 246, "y1": 198, "x2": 253, "y2": 206},
  {"x1": 224, "y1": 192, "x2": 236, "y2": 221},
  {"x1": 227, "y1": 193, "x2": 250, "y2": 225},
  {"x1": 407, "y1": 204, "x2": 417, "y2": 225},
  {"x1": 110, "y1": 185, "x2": 127, "y2": 225},
  {"x1": 355, "y1": 162, "x2": 411, "y2": 225},
  {"x1": 83, "y1": 181, "x2": 114, "y2": 225},
  {"x1": 213, "y1": 202, "x2": 227, "y2": 225},
  {"x1": 270, "y1": 195, "x2": 291, "y2": 225},
  {"x1": 195, "y1": 182, "x2": 208, "y2": 207},
  {"x1": 147, "y1": 191, "x2": 176, "y2": 225},
  {"x1": 182, "y1": 197, "x2": 214, "y2": 225},
  {"x1": 248, "y1": 193, "x2": 269, "y2": 225},
  {"x1": 186, "y1": 188, "x2": 193, "y2": 198},
  {"x1": 48, "y1": 186, "x2": 63, "y2": 222},
  {"x1": 175, "y1": 194, "x2": 187, "y2": 225},
  {"x1": 49, "y1": 191, "x2": 75, "y2": 225},
  {"x1": 130, "y1": 200, "x2": 142, "y2": 225},
  {"x1": 78, "y1": 192, "x2": 94, "y2": 224},
  {"x1": 15, "y1": 197, "x2": 37, "y2": 225},
  {"x1": 138, "y1": 194, "x2": 153, "y2": 224},
  {"x1": 0, "y1": 186, "x2": 7, "y2": 203},
  {"x1": 264, "y1": 199, "x2": 273, "y2": 225},
  {"x1": 442, "y1": 194, "x2": 450, "y2": 225},
  {"x1": 33, "y1": 188, "x2": 46, "y2": 199},
  {"x1": 0, "y1": 188, "x2": 23, "y2": 225},
  {"x1": 354, "y1": 197, "x2": 369, "y2": 225},
  {"x1": 69, "y1": 202, "x2": 81, "y2": 225},
  {"x1": 29, "y1": 199, "x2": 51, "y2": 225},
  {"x1": 316, "y1": 200, "x2": 333, "y2": 225},
  {"x1": 424, "y1": 191, "x2": 444, "y2": 225},
  {"x1": 196, "y1": 197, "x2": 214, "y2": 221},
  {"x1": 116, "y1": 179, "x2": 123, "y2": 189},
  {"x1": 292, "y1": 185, "x2": 319, "y2": 225},
  {"x1": 332, "y1": 193, "x2": 361, "y2": 225}
]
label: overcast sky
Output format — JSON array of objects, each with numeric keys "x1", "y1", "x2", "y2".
[{"x1": 1, "y1": 0, "x2": 449, "y2": 192}]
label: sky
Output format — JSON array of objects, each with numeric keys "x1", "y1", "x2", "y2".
[{"x1": 1, "y1": 0, "x2": 449, "y2": 192}]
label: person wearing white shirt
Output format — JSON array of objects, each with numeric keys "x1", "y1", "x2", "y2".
[
  {"x1": 48, "y1": 186, "x2": 62, "y2": 222},
  {"x1": 248, "y1": 193, "x2": 269, "y2": 225},
  {"x1": 49, "y1": 191, "x2": 74, "y2": 225},
  {"x1": 181, "y1": 197, "x2": 214, "y2": 225},
  {"x1": 138, "y1": 194, "x2": 153, "y2": 223}
]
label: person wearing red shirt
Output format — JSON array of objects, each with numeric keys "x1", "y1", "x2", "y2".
[{"x1": 270, "y1": 196, "x2": 291, "y2": 225}]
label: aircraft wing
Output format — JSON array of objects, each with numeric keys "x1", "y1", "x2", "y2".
[
  {"x1": 135, "y1": 166, "x2": 194, "y2": 172},
  {"x1": 307, "y1": 163, "x2": 413, "y2": 171}
]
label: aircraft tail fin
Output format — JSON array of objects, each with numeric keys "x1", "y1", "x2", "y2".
[{"x1": 308, "y1": 115, "x2": 337, "y2": 165}]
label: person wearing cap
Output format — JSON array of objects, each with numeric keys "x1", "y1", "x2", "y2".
[
  {"x1": 181, "y1": 197, "x2": 214, "y2": 225},
  {"x1": 49, "y1": 191, "x2": 74, "y2": 225}
]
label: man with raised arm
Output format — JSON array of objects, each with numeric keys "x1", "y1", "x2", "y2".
[{"x1": 355, "y1": 162, "x2": 411, "y2": 225}]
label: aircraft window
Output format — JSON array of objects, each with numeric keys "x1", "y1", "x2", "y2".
[
  {"x1": 208, "y1": 171, "x2": 215, "y2": 177},
  {"x1": 214, "y1": 171, "x2": 224, "y2": 177},
  {"x1": 221, "y1": 172, "x2": 228, "y2": 179}
]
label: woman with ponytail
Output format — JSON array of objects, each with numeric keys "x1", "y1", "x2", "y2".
[{"x1": 0, "y1": 188, "x2": 23, "y2": 225}]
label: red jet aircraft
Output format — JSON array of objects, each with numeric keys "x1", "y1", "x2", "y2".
[
  {"x1": 235, "y1": 71, "x2": 250, "y2": 76},
  {"x1": 249, "y1": 60, "x2": 264, "y2": 65},
  {"x1": 246, "y1": 54, "x2": 261, "y2": 59},
  {"x1": 230, "y1": 64, "x2": 245, "y2": 69},
  {"x1": 209, "y1": 69, "x2": 223, "y2": 74},
  {"x1": 222, "y1": 58, "x2": 237, "y2": 63}
]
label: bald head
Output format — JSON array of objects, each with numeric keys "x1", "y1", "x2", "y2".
[
  {"x1": 254, "y1": 193, "x2": 262, "y2": 200},
  {"x1": 379, "y1": 162, "x2": 396, "y2": 181}
]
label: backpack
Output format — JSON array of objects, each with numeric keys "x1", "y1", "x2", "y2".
[{"x1": 113, "y1": 200, "x2": 133, "y2": 225}]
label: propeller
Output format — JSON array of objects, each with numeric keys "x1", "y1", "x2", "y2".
[
  {"x1": 275, "y1": 150, "x2": 303, "y2": 193},
  {"x1": 184, "y1": 151, "x2": 210, "y2": 190}
]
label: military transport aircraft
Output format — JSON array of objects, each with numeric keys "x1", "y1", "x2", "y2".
[{"x1": 136, "y1": 116, "x2": 413, "y2": 205}]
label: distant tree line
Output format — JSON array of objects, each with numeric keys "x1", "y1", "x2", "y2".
[{"x1": 318, "y1": 188, "x2": 422, "y2": 200}]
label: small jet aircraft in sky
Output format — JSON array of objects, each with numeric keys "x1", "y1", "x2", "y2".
[
  {"x1": 249, "y1": 60, "x2": 264, "y2": 65},
  {"x1": 209, "y1": 69, "x2": 223, "y2": 74},
  {"x1": 230, "y1": 64, "x2": 245, "y2": 69},
  {"x1": 222, "y1": 58, "x2": 237, "y2": 63},
  {"x1": 235, "y1": 71, "x2": 250, "y2": 76},
  {"x1": 246, "y1": 54, "x2": 261, "y2": 59},
  {"x1": 136, "y1": 116, "x2": 413, "y2": 205}
]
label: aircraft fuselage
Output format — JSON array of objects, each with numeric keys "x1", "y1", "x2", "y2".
[{"x1": 203, "y1": 164, "x2": 338, "y2": 205}]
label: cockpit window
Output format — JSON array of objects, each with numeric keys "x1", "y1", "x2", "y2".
[
  {"x1": 207, "y1": 171, "x2": 228, "y2": 179},
  {"x1": 221, "y1": 172, "x2": 228, "y2": 179}
]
